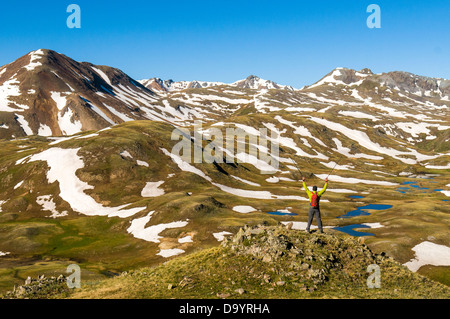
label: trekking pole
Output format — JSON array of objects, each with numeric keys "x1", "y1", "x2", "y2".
[
  {"x1": 289, "y1": 156, "x2": 304, "y2": 179},
  {"x1": 290, "y1": 156, "x2": 324, "y2": 181},
  {"x1": 326, "y1": 158, "x2": 343, "y2": 179}
]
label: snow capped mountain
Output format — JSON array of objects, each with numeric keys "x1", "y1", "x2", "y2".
[
  {"x1": 0, "y1": 49, "x2": 449, "y2": 292},
  {"x1": 307, "y1": 68, "x2": 374, "y2": 89},
  {"x1": 138, "y1": 75, "x2": 294, "y2": 92},
  {"x1": 0, "y1": 49, "x2": 231, "y2": 139},
  {"x1": 232, "y1": 75, "x2": 295, "y2": 91},
  {"x1": 0, "y1": 49, "x2": 162, "y2": 139},
  {"x1": 138, "y1": 78, "x2": 175, "y2": 92},
  {"x1": 1, "y1": 49, "x2": 448, "y2": 143},
  {"x1": 138, "y1": 78, "x2": 225, "y2": 92},
  {"x1": 377, "y1": 71, "x2": 450, "y2": 98},
  {"x1": 307, "y1": 67, "x2": 450, "y2": 98}
]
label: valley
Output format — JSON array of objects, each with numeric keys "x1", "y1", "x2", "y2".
[{"x1": 0, "y1": 49, "x2": 449, "y2": 296}]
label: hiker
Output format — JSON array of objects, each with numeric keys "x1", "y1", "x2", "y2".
[{"x1": 302, "y1": 177, "x2": 328, "y2": 234}]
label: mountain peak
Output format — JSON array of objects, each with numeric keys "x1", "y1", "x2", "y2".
[
  {"x1": 307, "y1": 67, "x2": 376, "y2": 89},
  {"x1": 232, "y1": 75, "x2": 294, "y2": 90},
  {"x1": 359, "y1": 68, "x2": 373, "y2": 75},
  {"x1": 0, "y1": 49, "x2": 160, "y2": 139},
  {"x1": 246, "y1": 75, "x2": 260, "y2": 80}
]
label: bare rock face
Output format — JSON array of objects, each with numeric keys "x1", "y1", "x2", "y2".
[
  {"x1": 307, "y1": 66, "x2": 450, "y2": 98},
  {"x1": 0, "y1": 49, "x2": 157, "y2": 139}
]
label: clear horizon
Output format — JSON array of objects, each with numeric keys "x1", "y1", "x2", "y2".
[{"x1": 1, "y1": 0, "x2": 449, "y2": 88}]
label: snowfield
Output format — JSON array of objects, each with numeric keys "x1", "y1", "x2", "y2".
[
  {"x1": 36, "y1": 195, "x2": 68, "y2": 218},
  {"x1": 127, "y1": 211, "x2": 189, "y2": 243},
  {"x1": 141, "y1": 181, "x2": 165, "y2": 197},
  {"x1": 315, "y1": 174, "x2": 399, "y2": 186},
  {"x1": 404, "y1": 241, "x2": 450, "y2": 272},
  {"x1": 29, "y1": 148, "x2": 146, "y2": 218},
  {"x1": 157, "y1": 248, "x2": 185, "y2": 258},
  {"x1": 213, "y1": 231, "x2": 233, "y2": 241},
  {"x1": 232, "y1": 205, "x2": 257, "y2": 213},
  {"x1": 24, "y1": 49, "x2": 44, "y2": 71}
]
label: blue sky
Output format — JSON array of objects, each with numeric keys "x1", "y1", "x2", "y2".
[{"x1": 0, "y1": 0, "x2": 449, "y2": 88}]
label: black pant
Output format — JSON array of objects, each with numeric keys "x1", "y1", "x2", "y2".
[{"x1": 306, "y1": 207, "x2": 323, "y2": 232}]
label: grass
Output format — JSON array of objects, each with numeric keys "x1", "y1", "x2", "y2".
[
  {"x1": 67, "y1": 227, "x2": 449, "y2": 299},
  {"x1": 0, "y1": 118, "x2": 449, "y2": 296}
]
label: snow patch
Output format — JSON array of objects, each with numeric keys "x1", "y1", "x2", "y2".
[
  {"x1": 50, "y1": 92, "x2": 67, "y2": 110},
  {"x1": 36, "y1": 195, "x2": 68, "y2": 218},
  {"x1": 38, "y1": 124, "x2": 52, "y2": 136},
  {"x1": 231, "y1": 175, "x2": 260, "y2": 187},
  {"x1": 232, "y1": 205, "x2": 257, "y2": 213},
  {"x1": 157, "y1": 248, "x2": 185, "y2": 258},
  {"x1": 315, "y1": 174, "x2": 398, "y2": 186},
  {"x1": 16, "y1": 114, "x2": 33, "y2": 135},
  {"x1": 403, "y1": 241, "x2": 450, "y2": 272},
  {"x1": 0, "y1": 200, "x2": 6, "y2": 212},
  {"x1": 127, "y1": 211, "x2": 188, "y2": 243},
  {"x1": 120, "y1": 151, "x2": 133, "y2": 158},
  {"x1": 14, "y1": 181, "x2": 24, "y2": 189},
  {"x1": 213, "y1": 231, "x2": 233, "y2": 241},
  {"x1": 24, "y1": 49, "x2": 44, "y2": 71},
  {"x1": 137, "y1": 160, "x2": 149, "y2": 167},
  {"x1": 265, "y1": 176, "x2": 279, "y2": 183},
  {"x1": 58, "y1": 107, "x2": 83, "y2": 136},
  {"x1": 141, "y1": 181, "x2": 165, "y2": 197},
  {"x1": 178, "y1": 235, "x2": 193, "y2": 243},
  {"x1": 92, "y1": 67, "x2": 111, "y2": 85},
  {"x1": 29, "y1": 148, "x2": 146, "y2": 218}
]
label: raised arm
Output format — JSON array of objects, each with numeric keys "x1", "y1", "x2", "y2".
[
  {"x1": 318, "y1": 178, "x2": 328, "y2": 196},
  {"x1": 302, "y1": 177, "x2": 312, "y2": 198}
]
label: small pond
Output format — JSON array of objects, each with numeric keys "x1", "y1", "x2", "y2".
[
  {"x1": 267, "y1": 211, "x2": 298, "y2": 216},
  {"x1": 333, "y1": 224, "x2": 375, "y2": 237},
  {"x1": 338, "y1": 204, "x2": 393, "y2": 219}
]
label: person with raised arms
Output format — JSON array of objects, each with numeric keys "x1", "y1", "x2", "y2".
[{"x1": 302, "y1": 176, "x2": 328, "y2": 234}]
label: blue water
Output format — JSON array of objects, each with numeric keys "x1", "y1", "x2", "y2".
[
  {"x1": 396, "y1": 187, "x2": 411, "y2": 194},
  {"x1": 349, "y1": 195, "x2": 364, "y2": 199},
  {"x1": 333, "y1": 224, "x2": 375, "y2": 237},
  {"x1": 410, "y1": 184, "x2": 429, "y2": 190},
  {"x1": 338, "y1": 204, "x2": 393, "y2": 219},
  {"x1": 394, "y1": 181, "x2": 447, "y2": 194},
  {"x1": 267, "y1": 211, "x2": 298, "y2": 216}
]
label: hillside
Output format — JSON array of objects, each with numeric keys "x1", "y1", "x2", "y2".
[
  {"x1": 0, "y1": 49, "x2": 449, "y2": 296},
  {"x1": 3, "y1": 225, "x2": 449, "y2": 299}
]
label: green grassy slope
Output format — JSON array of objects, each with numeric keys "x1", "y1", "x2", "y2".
[
  {"x1": 30, "y1": 225, "x2": 449, "y2": 299},
  {"x1": 0, "y1": 116, "x2": 448, "y2": 294}
]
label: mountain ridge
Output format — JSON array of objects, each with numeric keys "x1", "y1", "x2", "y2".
[
  {"x1": 1, "y1": 49, "x2": 449, "y2": 141},
  {"x1": 138, "y1": 74, "x2": 295, "y2": 92}
]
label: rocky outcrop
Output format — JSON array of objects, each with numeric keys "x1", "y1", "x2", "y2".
[
  {"x1": 2, "y1": 275, "x2": 69, "y2": 299},
  {"x1": 222, "y1": 224, "x2": 391, "y2": 289}
]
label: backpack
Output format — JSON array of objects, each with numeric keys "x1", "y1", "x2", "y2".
[{"x1": 311, "y1": 192, "x2": 319, "y2": 208}]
